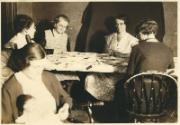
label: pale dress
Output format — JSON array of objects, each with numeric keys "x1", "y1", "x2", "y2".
[{"x1": 14, "y1": 72, "x2": 59, "y2": 124}]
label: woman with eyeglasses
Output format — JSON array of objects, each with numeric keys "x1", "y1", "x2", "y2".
[
  {"x1": 44, "y1": 14, "x2": 79, "y2": 92},
  {"x1": 45, "y1": 14, "x2": 71, "y2": 54}
]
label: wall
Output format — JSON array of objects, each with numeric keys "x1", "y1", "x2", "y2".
[
  {"x1": 16, "y1": 2, "x2": 88, "y2": 51},
  {"x1": 17, "y1": 2, "x2": 33, "y2": 17},
  {"x1": 2, "y1": 2, "x2": 177, "y2": 56},
  {"x1": 163, "y1": 2, "x2": 177, "y2": 56}
]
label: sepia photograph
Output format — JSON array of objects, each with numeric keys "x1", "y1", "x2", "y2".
[{"x1": 1, "y1": 1, "x2": 178, "y2": 124}]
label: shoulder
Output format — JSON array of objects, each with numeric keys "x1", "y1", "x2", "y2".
[
  {"x1": 105, "y1": 33, "x2": 116, "y2": 44},
  {"x1": 9, "y1": 34, "x2": 18, "y2": 43},
  {"x1": 2, "y1": 75, "x2": 20, "y2": 90},
  {"x1": 126, "y1": 32, "x2": 138, "y2": 42},
  {"x1": 105, "y1": 33, "x2": 116, "y2": 39},
  {"x1": 159, "y1": 43, "x2": 173, "y2": 54},
  {"x1": 132, "y1": 43, "x2": 140, "y2": 50}
]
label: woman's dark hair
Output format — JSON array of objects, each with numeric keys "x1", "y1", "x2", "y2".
[
  {"x1": 135, "y1": 19, "x2": 159, "y2": 36},
  {"x1": 7, "y1": 43, "x2": 46, "y2": 72},
  {"x1": 53, "y1": 14, "x2": 70, "y2": 25},
  {"x1": 14, "y1": 14, "x2": 34, "y2": 33},
  {"x1": 16, "y1": 94, "x2": 33, "y2": 116},
  {"x1": 114, "y1": 14, "x2": 129, "y2": 25}
]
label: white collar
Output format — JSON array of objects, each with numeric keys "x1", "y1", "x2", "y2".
[{"x1": 145, "y1": 38, "x2": 159, "y2": 42}]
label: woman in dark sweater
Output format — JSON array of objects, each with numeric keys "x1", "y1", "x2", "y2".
[
  {"x1": 127, "y1": 19, "x2": 174, "y2": 77},
  {"x1": 1, "y1": 43, "x2": 72, "y2": 123}
]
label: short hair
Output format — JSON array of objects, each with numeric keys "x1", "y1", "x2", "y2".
[
  {"x1": 14, "y1": 14, "x2": 34, "y2": 33},
  {"x1": 135, "y1": 19, "x2": 159, "y2": 35},
  {"x1": 53, "y1": 14, "x2": 70, "y2": 24},
  {"x1": 7, "y1": 43, "x2": 46, "y2": 72},
  {"x1": 114, "y1": 14, "x2": 129, "y2": 25}
]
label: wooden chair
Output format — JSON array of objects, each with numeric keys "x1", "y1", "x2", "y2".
[{"x1": 124, "y1": 71, "x2": 177, "y2": 122}]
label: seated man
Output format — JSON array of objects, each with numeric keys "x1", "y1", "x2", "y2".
[
  {"x1": 127, "y1": 19, "x2": 174, "y2": 77},
  {"x1": 45, "y1": 14, "x2": 71, "y2": 54},
  {"x1": 105, "y1": 14, "x2": 138, "y2": 57}
]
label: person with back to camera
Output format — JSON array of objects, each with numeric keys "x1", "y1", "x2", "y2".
[
  {"x1": 105, "y1": 14, "x2": 138, "y2": 57},
  {"x1": 1, "y1": 14, "x2": 36, "y2": 86},
  {"x1": 127, "y1": 19, "x2": 174, "y2": 77},
  {"x1": 125, "y1": 19, "x2": 176, "y2": 122},
  {"x1": 1, "y1": 43, "x2": 72, "y2": 123}
]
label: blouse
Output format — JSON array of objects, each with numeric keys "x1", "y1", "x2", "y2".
[
  {"x1": 45, "y1": 29, "x2": 70, "y2": 54},
  {"x1": 105, "y1": 32, "x2": 138, "y2": 54}
]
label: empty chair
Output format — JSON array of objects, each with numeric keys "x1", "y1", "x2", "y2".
[{"x1": 124, "y1": 71, "x2": 177, "y2": 122}]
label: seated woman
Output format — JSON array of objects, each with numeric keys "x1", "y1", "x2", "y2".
[
  {"x1": 127, "y1": 19, "x2": 174, "y2": 77},
  {"x1": 44, "y1": 14, "x2": 79, "y2": 92},
  {"x1": 1, "y1": 14, "x2": 36, "y2": 85},
  {"x1": 125, "y1": 19, "x2": 176, "y2": 122},
  {"x1": 4, "y1": 14, "x2": 36, "y2": 49},
  {"x1": 85, "y1": 14, "x2": 137, "y2": 101},
  {"x1": 105, "y1": 14, "x2": 138, "y2": 57},
  {"x1": 45, "y1": 14, "x2": 70, "y2": 54},
  {"x1": 1, "y1": 43, "x2": 72, "y2": 123}
]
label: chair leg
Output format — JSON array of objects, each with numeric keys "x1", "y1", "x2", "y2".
[{"x1": 87, "y1": 106, "x2": 94, "y2": 123}]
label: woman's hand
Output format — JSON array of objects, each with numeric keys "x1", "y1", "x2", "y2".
[{"x1": 58, "y1": 103, "x2": 70, "y2": 121}]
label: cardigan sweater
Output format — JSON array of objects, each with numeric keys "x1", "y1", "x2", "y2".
[
  {"x1": 1, "y1": 71, "x2": 72, "y2": 123},
  {"x1": 127, "y1": 41, "x2": 174, "y2": 77}
]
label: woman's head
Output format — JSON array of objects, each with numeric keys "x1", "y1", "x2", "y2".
[
  {"x1": 8, "y1": 43, "x2": 46, "y2": 72},
  {"x1": 135, "y1": 19, "x2": 159, "y2": 40},
  {"x1": 53, "y1": 14, "x2": 69, "y2": 34},
  {"x1": 114, "y1": 14, "x2": 128, "y2": 33},
  {"x1": 14, "y1": 14, "x2": 36, "y2": 38}
]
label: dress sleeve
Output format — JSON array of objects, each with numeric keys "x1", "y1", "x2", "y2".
[
  {"x1": 127, "y1": 46, "x2": 142, "y2": 77},
  {"x1": 49, "y1": 72, "x2": 73, "y2": 108},
  {"x1": 168, "y1": 49, "x2": 175, "y2": 69},
  {"x1": 1, "y1": 87, "x2": 13, "y2": 123},
  {"x1": 104, "y1": 35, "x2": 111, "y2": 53}
]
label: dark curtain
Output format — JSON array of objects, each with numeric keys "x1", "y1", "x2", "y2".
[{"x1": 1, "y1": 2, "x2": 17, "y2": 47}]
